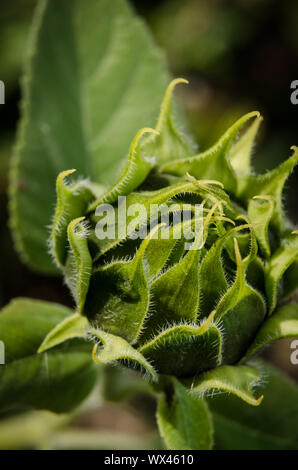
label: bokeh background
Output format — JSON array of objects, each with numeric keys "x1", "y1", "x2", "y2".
[{"x1": 0, "y1": 0, "x2": 297, "y2": 449}]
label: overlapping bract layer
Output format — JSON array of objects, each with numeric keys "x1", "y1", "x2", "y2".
[{"x1": 41, "y1": 79, "x2": 298, "y2": 406}]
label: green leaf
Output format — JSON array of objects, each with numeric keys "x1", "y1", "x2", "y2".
[
  {"x1": 38, "y1": 312, "x2": 89, "y2": 353},
  {"x1": 220, "y1": 236, "x2": 250, "y2": 294},
  {"x1": 239, "y1": 146, "x2": 298, "y2": 233},
  {"x1": 0, "y1": 298, "x2": 72, "y2": 361},
  {"x1": 283, "y1": 259, "x2": 298, "y2": 299},
  {"x1": 142, "y1": 213, "x2": 203, "y2": 282},
  {"x1": 0, "y1": 410, "x2": 69, "y2": 450},
  {"x1": 50, "y1": 170, "x2": 96, "y2": 268},
  {"x1": 141, "y1": 78, "x2": 196, "y2": 164},
  {"x1": 89, "y1": 78, "x2": 197, "y2": 211},
  {"x1": 102, "y1": 365, "x2": 153, "y2": 402},
  {"x1": 209, "y1": 361, "x2": 298, "y2": 450},
  {"x1": 187, "y1": 364, "x2": 264, "y2": 407},
  {"x1": 139, "y1": 312, "x2": 223, "y2": 377},
  {"x1": 64, "y1": 217, "x2": 92, "y2": 313},
  {"x1": 91, "y1": 179, "x2": 200, "y2": 258},
  {"x1": 85, "y1": 228, "x2": 160, "y2": 343},
  {"x1": 247, "y1": 196, "x2": 275, "y2": 258},
  {"x1": 199, "y1": 223, "x2": 251, "y2": 317},
  {"x1": 0, "y1": 298, "x2": 97, "y2": 413},
  {"x1": 229, "y1": 114, "x2": 263, "y2": 175},
  {"x1": 89, "y1": 127, "x2": 157, "y2": 209},
  {"x1": 10, "y1": 0, "x2": 172, "y2": 273},
  {"x1": 93, "y1": 179, "x2": 230, "y2": 257},
  {"x1": 142, "y1": 241, "x2": 202, "y2": 339},
  {"x1": 143, "y1": 223, "x2": 183, "y2": 281},
  {"x1": 265, "y1": 232, "x2": 298, "y2": 314},
  {"x1": 214, "y1": 239, "x2": 266, "y2": 363},
  {"x1": 90, "y1": 328, "x2": 157, "y2": 381},
  {"x1": 161, "y1": 112, "x2": 259, "y2": 194},
  {"x1": 242, "y1": 303, "x2": 298, "y2": 361},
  {"x1": 156, "y1": 377, "x2": 213, "y2": 450}
]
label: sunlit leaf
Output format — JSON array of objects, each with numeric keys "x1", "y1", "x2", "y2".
[
  {"x1": 187, "y1": 364, "x2": 263, "y2": 407},
  {"x1": 265, "y1": 232, "x2": 298, "y2": 313},
  {"x1": 38, "y1": 313, "x2": 89, "y2": 353},
  {"x1": 209, "y1": 361, "x2": 298, "y2": 449},
  {"x1": 242, "y1": 303, "x2": 298, "y2": 361},
  {"x1": 9, "y1": 0, "x2": 172, "y2": 273},
  {"x1": 161, "y1": 112, "x2": 259, "y2": 194},
  {"x1": 0, "y1": 298, "x2": 97, "y2": 413},
  {"x1": 156, "y1": 377, "x2": 213, "y2": 450},
  {"x1": 90, "y1": 328, "x2": 157, "y2": 380}
]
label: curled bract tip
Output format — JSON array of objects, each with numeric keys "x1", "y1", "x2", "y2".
[
  {"x1": 216, "y1": 216, "x2": 235, "y2": 226},
  {"x1": 199, "y1": 310, "x2": 216, "y2": 335},
  {"x1": 235, "y1": 215, "x2": 253, "y2": 226},
  {"x1": 252, "y1": 195, "x2": 274, "y2": 202},
  {"x1": 160, "y1": 78, "x2": 189, "y2": 116},
  {"x1": 233, "y1": 237, "x2": 242, "y2": 263},
  {"x1": 150, "y1": 222, "x2": 167, "y2": 237},
  {"x1": 255, "y1": 394, "x2": 264, "y2": 406},
  {"x1": 138, "y1": 127, "x2": 159, "y2": 138},
  {"x1": 92, "y1": 343, "x2": 101, "y2": 364},
  {"x1": 144, "y1": 222, "x2": 166, "y2": 243},
  {"x1": 68, "y1": 216, "x2": 86, "y2": 232},
  {"x1": 57, "y1": 168, "x2": 76, "y2": 184},
  {"x1": 186, "y1": 173, "x2": 224, "y2": 189},
  {"x1": 248, "y1": 111, "x2": 261, "y2": 119},
  {"x1": 169, "y1": 77, "x2": 189, "y2": 88}
]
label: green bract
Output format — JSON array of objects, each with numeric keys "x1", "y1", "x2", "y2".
[{"x1": 41, "y1": 79, "x2": 298, "y2": 411}]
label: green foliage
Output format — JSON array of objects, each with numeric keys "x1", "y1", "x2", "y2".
[
  {"x1": 5, "y1": 0, "x2": 298, "y2": 451},
  {"x1": 187, "y1": 364, "x2": 263, "y2": 407},
  {"x1": 9, "y1": 0, "x2": 171, "y2": 273},
  {"x1": 0, "y1": 298, "x2": 97, "y2": 413},
  {"x1": 43, "y1": 77, "x2": 298, "y2": 448},
  {"x1": 209, "y1": 361, "x2": 298, "y2": 450},
  {"x1": 242, "y1": 303, "x2": 298, "y2": 361},
  {"x1": 156, "y1": 377, "x2": 213, "y2": 450}
]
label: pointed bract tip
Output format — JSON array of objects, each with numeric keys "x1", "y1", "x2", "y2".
[
  {"x1": 186, "y1": 173, "x2": 225, "y2": 189},
  {"x1": 68, "y1": 216, "x2": 86, "y2": 233},
  {"x1": 255, "y1": 394, "x2": 264, "y2": 406},
  {"x1": 233, "y1": 237, "x2": 242, "y2": 264},
  {"x1": 252, "y1": 195, "x2": 274, "y2": 202},
  {"x1": 37, "y1": 344, "x2": 45, "y2": 354},
  {"x1": 208, "y1": 309, "x2": 217, "y2": 323},
  {"x1": 216, "y1": 216, "x2": 235, "y2": 226},
  {"x1": 147, "y1": 222, "x2": 166, "y2": 240},
  {"x1": 199, "y1": 309, "x2": 216, "y2": 334},
  {"x1": 249, "y1": 111, "x2": 261, "y2": 119},
  {"x1": 57, "y1": 169, "x2": 76, "y2": 184},
  {"x1": 92, "y1": 343, "x2": 101, "y2": 364},
  {"x1": 235, "y1": 215, "x2": 253, "y2": 226},
  {"x1": 170, "y1": 77, "x2": 189, "y2": 88},
  {"x1": 138, "y1": 127, "x2": 159, "y2": 138},
  {"x1": 62, "y1": 169, "x2": 76, "y2": 177},
  {"x1": 164, "y1": 78, "x2": 189, "y2": 101}
]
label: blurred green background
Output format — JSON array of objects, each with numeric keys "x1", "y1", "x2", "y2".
[{"x1": 0, "y1": 0, "x2": 297, "y2": 449}]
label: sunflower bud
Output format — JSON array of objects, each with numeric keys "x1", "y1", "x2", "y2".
[{"x1": 40, "y1": 79, "x2": 298, "y2": 407}]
